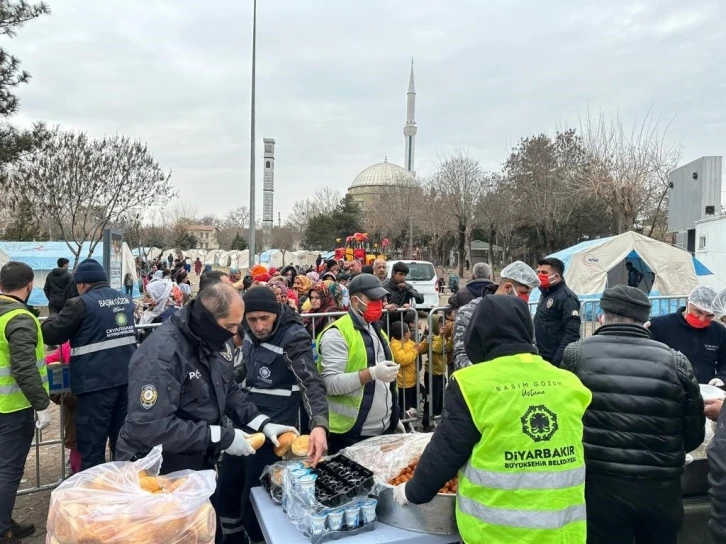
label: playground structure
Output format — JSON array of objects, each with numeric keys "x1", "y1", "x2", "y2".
[{"x1": 334, "y1": 233, "x2": 389, "y2": 265}]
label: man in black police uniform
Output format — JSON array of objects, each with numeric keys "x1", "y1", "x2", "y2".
[
  {"x1": 116, "y1": 283, "x2": 297, "y2": 543},
  {"x1": 217, "y1": 286, "x2": 329, "y2": 543},
  {"x1": 533, "y1": 257, "x2": 581, "y2": 366},
  {"x1": 42, "y1": 259, "x2": 136, "y2": 470}
]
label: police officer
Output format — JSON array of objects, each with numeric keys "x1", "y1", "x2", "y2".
[
  {"x1": 0, "y1": 262, "x2": 50, "y2": 543},
  {"x1": 393, "y1": 295, "x2": 592, "y2": 544},
  {"x1": 115, "y1": 283, "x2": 296, "y2": 542},
  {"x1": 533, "y1": 257, "x2": 581, "y2": 366},
  {"x1": 217, "y1": 286, "x2": 329, "y2": 543},
  {"x1": 41, "y1": 259, "x2": 136, "y2": 470}
]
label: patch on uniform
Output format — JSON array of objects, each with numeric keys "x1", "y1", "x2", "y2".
[
  {"x1": 220, "y1": 344, "x2": 233, "y2": 361},
  {"x1": 521, "y1": 405, "x2": 559, "y2": 442},
  {"x1": 115, "y1": 312, "x2": 128, "y2": 327},
  {"x1": 140, "y1": 384, "x2": 158, "y2": 410},
  {"x1": 571, "y1": 310, "x2": 579, "y2": 317},
  {"x1": 546, "y1": 298, "x2": 554, "y2": 309},
  {"x1": 259, "y1": 366, "x2": 271, "y2": 380}
]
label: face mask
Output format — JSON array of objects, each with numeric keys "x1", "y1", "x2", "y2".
[
  {"x1": 538, "y1": 274, "x2": 557, "y2": 289},
  {"x1": 189, "y1": 300, "x2": 235, "y2": 351},
  {"x1": 518, "y1": 292, "x2": 530, "y2": 303},
  {"x1": 355, "y1": 297, "x2": 383, "y2": 323},
  {"x1": 685, "y1": 312, "x2": 711, "y2": 329}
]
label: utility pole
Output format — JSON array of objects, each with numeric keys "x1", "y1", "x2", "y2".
[
  {"x1": 248, "y1": 0, "x2": 257, "y2": 264},
  {"x1": 278, "y1": 212, "x2": 281, "y2": 228}
]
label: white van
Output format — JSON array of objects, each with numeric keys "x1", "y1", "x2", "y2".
[{"x1": 385, "y1": 260, "x2": 439, "y2": 310}]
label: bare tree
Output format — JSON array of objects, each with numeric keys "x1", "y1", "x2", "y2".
[
  {"x1": 4, "y1": 128, "x2": 175, "y2": 266},
  {"x1": 217, "y1": 206, "x2": 250, "y2": 250},
  {"x1": 432, "y1": 148, "x2": 485, "y2": 277},
  {"x1": 577, "y1": 110, "x2": 682, "y2": 233},
  {"x1": 270, "y1": 226, "x2": 297, "y2": 265},
  {"x1": 285, "y1": 188, "x2": 341, "y2": 236},
  {"x1": 165, "y1": 200, "x2": 198, "y2": 250}
]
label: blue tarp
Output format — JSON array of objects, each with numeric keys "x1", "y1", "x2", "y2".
[{"x1": 0, "y1": 241, "x2": 140, "y2": 307}]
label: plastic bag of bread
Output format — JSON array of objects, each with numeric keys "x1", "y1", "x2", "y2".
[
  {"x1": 342, "y1": 434, "x2": 433, "y2": 483},
  {"x1": 45, "y1": 445, "x2": 217, "y2": 544}
]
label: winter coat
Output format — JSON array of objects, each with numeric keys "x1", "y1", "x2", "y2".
[
  {"x1": 382, "y1": 278, "x2": 424, "y2": 308},
  {"x1": 562, "y1": 323, "x2": 705, "y2": 478},
  {"x1": 44, "y1": 267, "x2": 72, "y2": 310},
  {"x1": 391, "y1": 338, "x2": 420, "y2": 389},
  {"x1": 533, "y1": 280, "x2": 581, "y2": 366},
  {"x1": 447, "y1": 278, "x2": 497, "y2": 309}
]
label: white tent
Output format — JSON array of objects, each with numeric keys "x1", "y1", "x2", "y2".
[
  {"x1": 530, "y1": 232, "x2": 703, "y2": 306},
  {"x1": 205, "y1": 250, "x2": 225, "y2": 266},
  {"x1": 259, "y1": 249, "x2": 284, "y2": 269},
  {"x1": 291, "y1": 250, "x2": 318, "y2": 267}
]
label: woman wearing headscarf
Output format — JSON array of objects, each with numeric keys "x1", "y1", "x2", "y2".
[
  {"x1": 293, "y1": 274, "x2": 313, "y2": 310},
  {"x1": 281, "y1": 265, "x2": 297, "y2": 284},
  {"x1": 325, "y1": 280, "x2": 348, "y2": 311},
  {"x1": 306, "y1": 271, "x2": 320, "y2": 283},
  {"x1": 303, "y1": 282, "x2": 338, "y2": 338},
  {"x1": 138, "y1": 279, "x2": 180, "y2": 342}
]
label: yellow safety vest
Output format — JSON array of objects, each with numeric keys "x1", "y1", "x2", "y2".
[
  {"x1": 454, "y1": 352, "x2": 592, "y2": 544},
  {"x1": 0, "y1": 306, "x2": 48, "y2": 414},
  {"x1": 317, "y1": 314, "x2": 389, "y2": 434}
]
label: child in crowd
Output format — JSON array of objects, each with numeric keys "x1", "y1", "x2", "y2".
[
  {"x1": 418, "y1": 316, "x2": 453, "y2": 428},
  {"x1": 45, "y1": 342, "x2": 81, "y2": 474},
  {"x1": 390, "y1": 321, "x2": 423, "y2": 418}
]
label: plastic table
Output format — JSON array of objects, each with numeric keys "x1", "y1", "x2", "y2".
[{"x1": 250, "y1": 487, "x2": 461, "y2": 544}]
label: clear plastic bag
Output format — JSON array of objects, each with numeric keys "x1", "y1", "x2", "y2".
[
  {"x1": 341, "y1": 434, "x2": 433, "y2": 493},
  {"x1": 690, "y1": 385, "x2": 726, "y2": 461},
  {"x1": 46, "y1": 445, "x2": 217, "y2": 544}
]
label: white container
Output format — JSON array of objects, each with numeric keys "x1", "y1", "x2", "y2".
[
  {"x1": 327, "y1": 509, "x2": 344, "y2": 531},
  {"x1": 344, "y1": 505, "x2": 360, "y2": 528},
  {"x1": 310, "y1": 514, "x2": 327, "y2": 535},
  {"x1": 361, "y1": 499, "x2": 377, "y2": 523}
]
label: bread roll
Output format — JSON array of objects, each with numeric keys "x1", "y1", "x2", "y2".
[
  {"x1": 273, "y1": 431, "x2": 297, "y2": 456},
  {"x1": 245, "y1": 432, "x2": 266, "y2": 450},
  {"x1": 139, "y1": 476, "x2": 162, "y2": 493},
  {"x1": 291, "y1": 435, "x2": 309, "y2": 457}
]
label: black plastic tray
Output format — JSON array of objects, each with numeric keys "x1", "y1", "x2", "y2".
[
  {"x1": 309, "y1": 520, "x2": 376, "y2": 543},
  {"x1": 312, "y1": 456, "x2": 374, "y2": 508}
]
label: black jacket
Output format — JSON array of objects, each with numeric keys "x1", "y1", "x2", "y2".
[
  {"x1": 242, "y1": 304, "x2": 329, "y2": 431},
  {"x1": 406, "y1": 296, "x2": 534, "y2": 504},
  {"x1": 650, "y1": 307, "x2": 726, "y2": 384},
  {"x1": 382, "y1": 278, "x2": 424, "y2": 308},
  {"x1": 115, "y1": 303, "x2": 268, "y2": 470},
  {"x1": 447, "y1": 278, "x2": 497, "y2": 309},
  {"x1": 709, "y1": 407, "x2": 726, "y2": 543},
  {"x1": 533, "y1": 281, "x2": 581, "y2": 366},
  {"x1": 43, "y1": 267, "x2": 71, "y2": 309},
  {"x1": 562, "y1": 323, "x2": 705, "y2": 478}
]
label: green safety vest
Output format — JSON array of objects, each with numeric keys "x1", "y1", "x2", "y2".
[
  {"x1": 0, "y1": 306, "x2": 48, "y2": 414},
  {"x1": 317, "y1": 314, "x2": 389, "y2": 434},
  {"x1": 454, "y1": 352, "x2": 592, "y2": 544}
]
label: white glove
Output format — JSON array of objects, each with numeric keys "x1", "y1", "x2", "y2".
[
  {"x1": 393, "y1": 482, "x2": 409, "y2": 506},
  {"x1": 262, "y1": 423, "x2": 299, "y2": 447},
  {"x1": 225, "y1": 429, "x2": 256, "y2": 456},
  {"x1": 643, "y1": 321, "x2": 651, "y2": 329},
  {"x1": 36, "y1": 408, "x2": 52, "y2": 431},
  {"x1": 710, "y1": 378, "x2": 725, "y2": 387},
  {"x1": 369, "y1": 361, "x2": 400, "y2": 383}
]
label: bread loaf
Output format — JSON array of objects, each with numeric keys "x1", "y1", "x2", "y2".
[
  {"x1": 245, "y1": 432, "x2": 266, "y2": 450},
  {"x1": 291, "y1": 435, "x2": 309, "y2": 457},
  {"x1": 273, "y1": 431, "x2": 298, "y2": 456}
]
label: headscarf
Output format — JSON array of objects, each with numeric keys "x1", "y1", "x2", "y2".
[
  {"x1": 303, "y1": 282, "x2": 338, "y2": 336},
  {"x1": 251, "y1": 264, "x2": 268, "y2": 278},
  {"x1": 293, "y1": 275, "x2": 313, "y2": 295},
  {"x1": 326, "y1": 281, "x2": 346, "y2": 311},
  {"x1": 140, "y1": 279, "x2": 175, "y2": 324},
  {"x1": 306, "y1": 271, "x2": 319, "y2": 283},
  {"x1": 152, "y1": 270, "x2": 163, "y2": 280}
]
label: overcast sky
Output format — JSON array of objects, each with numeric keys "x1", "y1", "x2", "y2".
[{"x1": 9, "y1": 0, "x2": 726, "y2": 220}]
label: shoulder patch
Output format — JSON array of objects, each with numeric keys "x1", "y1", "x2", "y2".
[
  {"x1": 546, "y1": 298, "x2": 554, "y2": 309},
  {"x1": 571, "y1": 310, "x2": 579, "y2": 317},
  {"x1": 220, "y1": 343, "x2": 233, "y2": 361},
  {"x1": 140, "y1": 384, "x2": 158, "y2": 409}
]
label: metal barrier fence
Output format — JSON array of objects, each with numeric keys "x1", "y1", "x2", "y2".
[{"x1": 20, "y1": 294, "x2": 689, "y2": 495}]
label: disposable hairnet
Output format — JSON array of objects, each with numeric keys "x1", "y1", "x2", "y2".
[
  {"x1": 712, "y1": 289, "x2": 726, "y2": 319},
  {"x1": 500, "y1": 261, "x2": 540, "y2": 289},
  {"x1": 688, "y1": 285, "x2": 718, "y2": 313}
]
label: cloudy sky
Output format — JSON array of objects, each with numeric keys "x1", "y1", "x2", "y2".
[{"x1": 9, "y1": 0, "x2": 726, "y2": 219}]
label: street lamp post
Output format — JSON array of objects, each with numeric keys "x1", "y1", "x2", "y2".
[{"x1": 248, "y1": 0, "x2": 257, "y2": 264}]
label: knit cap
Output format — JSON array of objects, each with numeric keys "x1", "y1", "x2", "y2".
[{"x1": 599, "y1": 285, "x2": 651, "y2": 323}]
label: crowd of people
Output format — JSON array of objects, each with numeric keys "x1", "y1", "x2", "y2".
[{"x1": 4, "y1": 252, "x2": 726, "y2": 543}]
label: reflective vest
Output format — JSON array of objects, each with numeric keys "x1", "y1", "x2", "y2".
[
  {"x1": 317, "y1": 314, "x2": 389, "y2": 434},
  {"x1": 0, "y1": 307, "x2": 48, "y2": 413},
  {"x1": 454, "y1": 352, "x2": 592, "y2": 544}
]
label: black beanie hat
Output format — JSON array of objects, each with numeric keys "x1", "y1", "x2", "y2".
[
  {"x1": 326, "y1": 259, "x2": 337, "y2": 269},
  {"x1": 243, "y1": 286, "x2": 280, "y2": 314},
  {"x1": 73, "y1": 258, "x2": 107, "y2": 283},
  {"x1": 600, "y1": 285, "x2": 651, "y2": 323}
]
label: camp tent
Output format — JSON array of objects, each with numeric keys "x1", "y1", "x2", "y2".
[
  {"x1": 0, "y1": 241, "x2": 141, "y2": 307},
  {"x1": 291, "y1": 250, "x2": 318, "y2": 267},
  {"x1": 529, "y1": 232, "x2": 708, "y2": 315},
  {"x1": 259, "y1": 249, "x2": 284, "y2": 269}
]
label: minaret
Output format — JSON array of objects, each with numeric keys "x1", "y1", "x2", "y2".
[
  {"x1": 262, "y1": 138, "x2": 275, "y2": 245},
  {"x1": 403, "y1": 59, "x2": 417, "y2": 175}
]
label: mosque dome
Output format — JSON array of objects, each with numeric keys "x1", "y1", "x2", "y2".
[{"x1": 350, "y1": 159, "x2": 413, "y2": 189}]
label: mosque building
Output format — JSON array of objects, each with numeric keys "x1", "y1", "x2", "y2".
[{"x1": 347, "y1": 61, "x2": 418, "y2": 212}]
